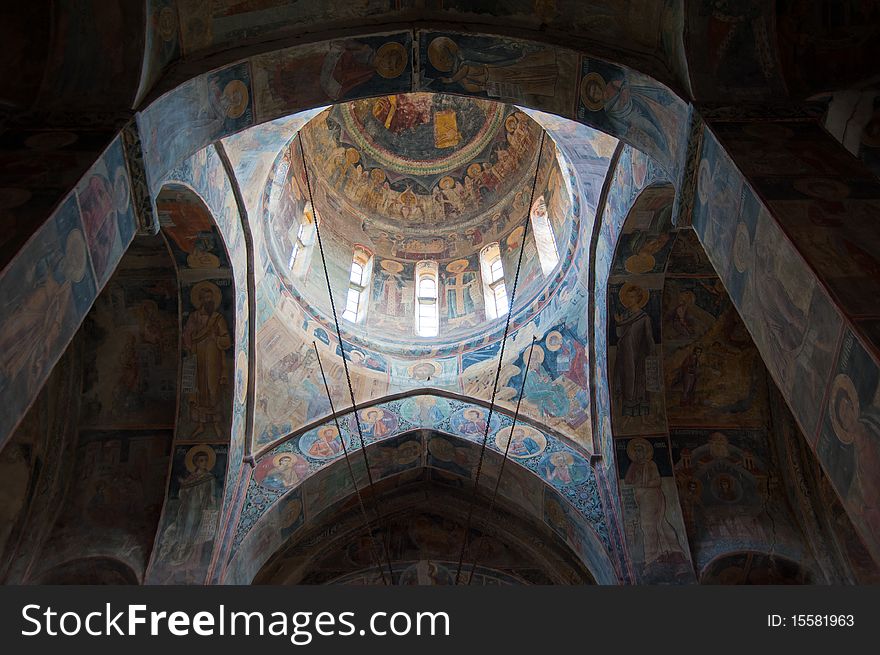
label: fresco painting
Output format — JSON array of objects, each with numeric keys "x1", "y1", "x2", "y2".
[
  {"x1": 252, "y1": 34, "x2": 412, "y2": 123},
  {"x1": 577, "y1": 57, "x2": 687, "y2": 177},
  {"x1": 139, "y1": 61, "x2": 254, "y2": 192},
  {"x1": 671, "y1": 428, "x2": 808, "y2": 571},
  {"x1": 229, "y1": 418, "x2": 611, "y2": 585},
  {"x1": 817, "y1": 331, "x2": 880, "y2": 561},
  {"x1": 608, "y1": 280, "x2": 666, "y2": 435},
  {"x1": 298, "y1": 425, "x2": 353, "y2": 461},
  {"x1": 148, "y1": 443, "x2": 228, "y2": 584},
  {"x1": 37, "y1": 430, "x2": 172, "y2": 582},
  {"x1": 254, "y1": 452, "x2": 310, "y2": 491},
  {"x1": 79, "y1": 236, "x2": 178, "y2": 429},
  {"x1": 616, "y1": 436, "x2": 693, "y2": 583},
  {"x1": 418, "y1": 33, "x2": 577, "y2": 118},
  {"x1": 0, "y1": 195, "x2": 97, "y2": 448},
  {"x1": 75, "y1": 137, "x2": 138, "y2": 286},
  {"x1": 662, "y1": 277, "x2": 767, "y2": 427}
]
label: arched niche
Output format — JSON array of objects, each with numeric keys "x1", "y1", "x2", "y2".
[
  {"x1": 144, "y1": 184, "x2": 237, "y2": 584},
  {"x1": 224, "y1": 422, "x2": 617, "y2": 585},
  {"x1": 252, "y1": 464, "x2": 595, "y2": 585}
]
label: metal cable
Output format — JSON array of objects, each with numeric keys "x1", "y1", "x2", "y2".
[
  {"x1": 454, "y1": 131, "x2": 547, "y2": 584},
  {"x1": 298, "y1": 136, "x2": 396, "y2": 585},
  {"x1": 466, "y1": 335, "x2": 536, "y2": 584},
  {"x1": 312, "y1": 342, "x2": 388, "y2": 585}
]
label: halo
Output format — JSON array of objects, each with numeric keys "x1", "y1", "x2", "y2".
[
  {"x1": 733, "y1": 222, "x2": 752, "y2": 273},
  {"x1": 446, "y1": 258, "x2": 469, "y2": 273},
  {"x1": 619, "y1": 283, "x2": 649, "y2": 309},
  {"x1": 439, "y1": 176, "x2": 455, "y2": 190},
  {"x1": 190, "y1": 280, "x2": 222, "y2": 309},
  {"x1": 359, "y1": 407, "x2": 383, "y2": 421},
  {"x1": 113, "y1": 167, "x2": 131, "y2": 214},
  {"x1": 697, "y1": 159, "x2": 711, "y2": 204},
  {"x1": 370, "y1": 168, "x2": 386, "y2": 183},
  {"x1": 394, "y1": 440, "x2": 422, "y2": 465},
  {"x1": 495, "y1": 425, "x2": 546, "y2": 459},
  {"x1": 526, "y1": 344, "x2": 545, "y2": 365},
  {"x1": 222, "y1": 79, "x2": 249, "y2": 119},
  {"x1": 408, "y1": 360, "x2": 440, "y2": 379},
  {"x1": 379, "y1": 259, "x2": 404, "y2": 274},
  {"x1": 185, "y1": 444, "x2": 216, "y2": 472},
  {"x1": 427, "y1": 37, "x2": 458, "y2": 73},
  {"x1": 545, "y1": 330, "x2": 564, "y2": 351},
  {"x1": 829, "y1": 373, "x2": 859, "y2": 445},
  {"x1": 624, "y1": 252, "x2": 655, "y2": 274},
  {"x1": 272, "y1": 452, "x2": 299, "y2": 468},
  {"x1": 467, "y1": 162, "x2": 483, "y2": 178},
  {"x1": 62, "y1": 229, "x2": 88, "y2": 283},
  {"x1": 626, "y1": 437, "x2": 653, "y2": 463},
  {"x1": 505, "y1": 114, "x2": 519, "y2": 133},
  {"x1": 374, "y1": 42, "x2": 408, "y2": 79},
  {"x1": 428, "y1": 436, "x2": 455, "y2": 461},
  {"x1": 579, "y1": 72, "x2": 607, "y2": 111},
  {"x1": 235, "y1": 351, "x2": 248, "y2": 403}
]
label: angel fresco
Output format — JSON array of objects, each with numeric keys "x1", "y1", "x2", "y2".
[{"x1": 427, "y1": 37, "x2": 558, "y2": 99}]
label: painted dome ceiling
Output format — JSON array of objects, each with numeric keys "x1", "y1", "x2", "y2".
[
  {"x1": 262, "y1": 94, "x2": 579, "y2": 359},
  {"x1": 299, "y1": 93, "x2": 545, "y2": 252},
  {"x1": 223, "y1": 97, "x2": 616, "y2": 450}
]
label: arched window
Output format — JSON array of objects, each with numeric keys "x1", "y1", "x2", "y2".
[
  {"x1": 414, "y1": 261, "x2": 439, "y2": 337},
  {"x1": 288, "y1": 201, "x2": 318, "y2": 276},
  {"x1": 480, "y1": 243, "x2": 509, "y2": 320},
  {"x1": 530, "y1": 194, "x2": 559, "y2": 275},
  {"x1": 342, "y1": 245, "x2": 372, "y2": 323}
]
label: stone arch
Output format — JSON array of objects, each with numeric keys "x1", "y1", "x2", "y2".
[
  {"x1": 143, "y1": 183, "x2": 239, "y2": 585},
  {"x1": 251, "y1": 460, "x2": 597, "y2": 585},
  {"x1": 223, "y1": 393, "x2": 619, "y2": 585}
]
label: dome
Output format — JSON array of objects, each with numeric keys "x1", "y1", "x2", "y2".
[{"x1": 263, "y1": 93, "x2": 580, "y2": 359}]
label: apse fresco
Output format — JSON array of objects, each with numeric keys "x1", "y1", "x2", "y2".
[{"x1": 230, "y1": 396, "x2": 608, "y2": 573}]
